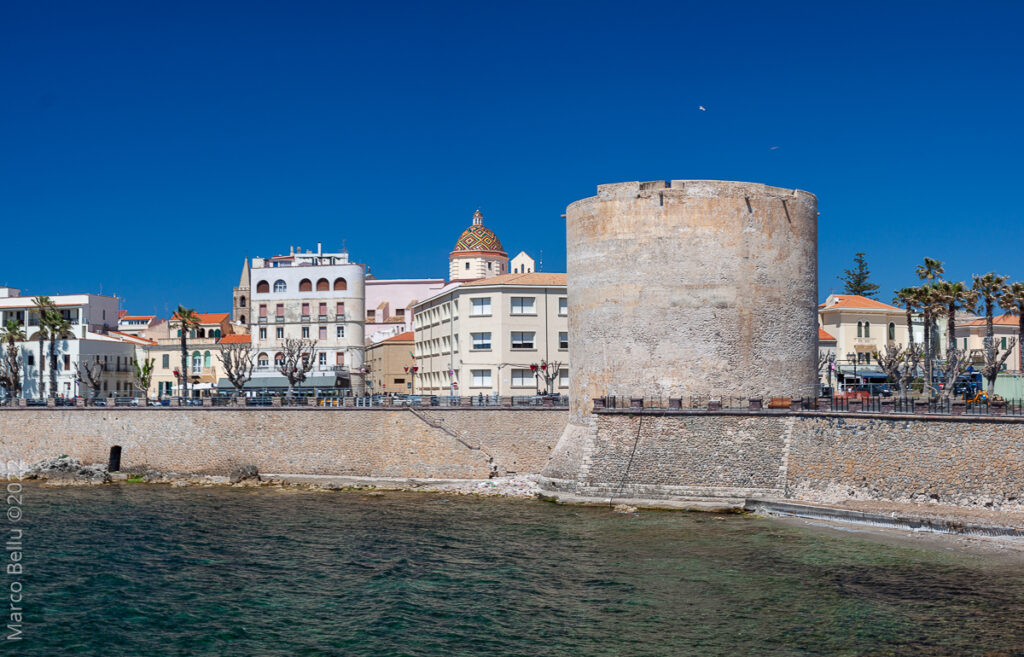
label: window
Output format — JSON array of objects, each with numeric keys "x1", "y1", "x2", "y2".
[
  {"x1": 258, "y1": 354, "x2": 269, "y2": 367},
  {"x1": 319, "y1": 326, "x2": 327, "y2": 340},
  {"x1": 559, "y1": 331, "x2": 568, "y2": 349},
  {"x1": 336, "y1": 352, "x2": 345, "y2": 365},
  {"x1": 470, "y1": 298, "x2": 491, "y2": 316},
  {"x1": 274, "y1": 352, "x2": 284, "y2": 366},
  {"x1": 336, "y1": 326, "x2": 345, "y2": 338},
  {"x1": 319, "y1": 352, "x2": 326, "y2": 366},
  {"x1": 27, "y1": 354, "x2": 34, "y2": 366},
  {"x1": 511, "y1": 369, "x2": 534, "y2": 387},
  {"x1": 857, "y1": 321, "x2": 863, "y2": 338},
  {"x1": 276, "y1": 304, "x2": 284, "y2": 317},
  {"x1": 259, "y1": 328, "x2": 267, "y2": 339},
  {"x1": 511, "y1": 331, "x2": 535, "y2": 349},
  {"x1": 316, "y1": 278, "x2": 329, "y2": 291},
  {"x1": 510, "y1": 297, "x2": 535, "y2": 315},
  {"x1": 273, "y1": 280, "x2": 287, "y2": 293},
  {"x1": 276, "y1": 327, "x2": 284, "y2": 339},
  {"x1": 299, "y1": 279, "x2": 313, "y2": 292},
  {"x1": 888, "y1": 322, "x2": 895, "y2": 340},
  {"x1": 162, "y1": 354, "x2": 169, "y2": 368},
  {"x1": 465, "y1": 262, "x2": 470, "y2": 270},
  {"x1": 558, "y1": 297, "x2": 568, "y2": 315},
  {"x1": 394, "y1": 378, "x2": 405, "y2": 384},
  {"x1": 301, "y1": 303, "x2": 310, "y2": 316},
  {"x1": 471, "y1": 332, "x2": 491, "y2": 350},
  {"x1": 559, "y1": 370, "x2": 568, "y2": 388},
  {"x1": 259, "y1": 304, "x2": 267, "y2": 317},
  {"x1": 213, "y1": 329, "x2": 221, "y2": 338},
  {"x1": 336, "y1": 302, "x2": 345, "y2": 316},
  {"x1": 63, "y1": 354, "x2": 70, "y2": 371},
  {"x1": 471, "y1": 370, "x2": 492, "y2": 387},
  {"x1": 964, "y1": 338, "x2": 968, "y2": 350},
  {"x1": 487, "y1": 262, "x2": 492, "y2": 270},
  {"x1": 192, "y1": 351, "x2": 201, "y2": 371},
  {"x1": 239, "y1": 296, "x2": 246, "y2": 308},
  {"x1": 204, "y1": 351, "x2": 211, "y2": 368},
  {"x1": 318, "y1": 303, "x2": 327, "y2": 317},
  {"x1": 1002, "y1": 337, "x2": 1008, "y2": 349},
  {"x1": 864, "y1": 321, "x2": 870, "y2": 338},
  {"x1": 396, "y1": 308, "x2": 404, "y2": 317},
  {"x1": 302, "y1": 327, "x2": 309, "y2": 338},
  {"x1": 333, "y1": 278, "x2": 347, "y2": 291}
]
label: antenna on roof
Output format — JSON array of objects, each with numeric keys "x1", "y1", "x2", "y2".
[{"x1": 341, "y1": 239, "x2": 348, "y2": 254}]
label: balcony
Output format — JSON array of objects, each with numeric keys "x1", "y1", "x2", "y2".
[
  {"x1": 853, "y1": 337, "x2": 876, "y2": 347},
  {"x1": 258, "y1": 317, "x2": 268, "y2": 324},
  {"x1": 318, "y1": 314, "x2": 328, "y2": 322},
  {"x1": 275, "y1": 316, "x2": 285, "y2": 323},
  {"x1": 301, "y1": 315, "x2": 311, "y2": 323}
]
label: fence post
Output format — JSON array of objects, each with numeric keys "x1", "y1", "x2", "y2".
[
  {"x1": 951, "y1": 400, "x2": 965, "y2": 416},
  {"x1": 880, "y1": 399, "x2": 894, "y2": 414},
  {"x1": 848, "y1": 399, "x2": 863, "y2": 413},
  {"x1": 271, "y1": 396, "x2": 282, "y2": 407}
]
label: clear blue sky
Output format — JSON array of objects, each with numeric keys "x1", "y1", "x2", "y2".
[{"x1": 2, "y1": 1, "x2": 1022, "y2": 316}]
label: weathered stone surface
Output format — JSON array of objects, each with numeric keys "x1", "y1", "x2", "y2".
[
  {"x1": 0, "y1": 409, "x2": 566, "y2": 481},
  {"x1": 23, "y1": 456, "x2": 111, "y2": 485},
  {"x1": 229, "y1": 464, "x2": 260, "y2": 484}
]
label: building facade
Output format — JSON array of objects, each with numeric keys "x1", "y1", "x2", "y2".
[
  {"x1": 955, "y1": 312, "x2": 1022, "y2": 375},
  {"x1": 413, "y1": 273, "x2": 568, "y2": 397},
  {"x1": 365, "y1": 278, "x2": 447, "y2": 344},
  {"x1": 246, "y1": 243, "x2": 366, "y2": 392},
  {"x1": 145, "y1": 313, "x2": 237, "y2": 398},
  {"x1": 365, "y1": 331, "x2": 415, "y2": 395}
]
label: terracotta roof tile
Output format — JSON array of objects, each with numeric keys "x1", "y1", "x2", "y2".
[
  {"x1": 171, "y1": 312, "x2": 230, "y2": 324},
  {"x1": 218, "y1": 334, "x2": 251, "y2": 344},
  {"x1": 461, "y1": 272, "x2": 567, "y2": 287},
  {"x1": 820, "y1": 295, "x2": 901, "y2": 311},
  {"x1": 818, "y1": 327, "x2": 836, "y2": 341},
  {"x1": 960, "y1": 312, "x2": 1020, "y2": 327},
  {"x1": 384, "y1": 331, "x2": 414, "y2": 342}
]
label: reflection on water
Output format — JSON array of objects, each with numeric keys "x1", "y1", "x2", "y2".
[{"x1": 17, "y1": 485, "x2": 1024, "y2": 656}]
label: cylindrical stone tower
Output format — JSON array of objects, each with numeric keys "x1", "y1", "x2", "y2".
[{"x1": 542, "y1": 180, "x2": 818, "y2": 488}]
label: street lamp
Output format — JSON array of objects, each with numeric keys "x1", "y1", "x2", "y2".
[
  {"x1": 403, "y1": 365, "x2": 419, "y2": 394},
  {"x1": 530, "y1": 360, "x2": 561, "y2": 396}
]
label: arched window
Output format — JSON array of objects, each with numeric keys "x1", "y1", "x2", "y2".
[
  {"x1": 299, "y1": 279, "x2": 313, "y2": 292},
  {"x1": 273, "y1": 280, "x2": 287, "y2": 293},
  {"x1": 213, "y1": 329, "x2": 221, "y2": 338},
  {"x1": 256, "y1": 281, "x2": 270, "y2": 293},
  {"x1": 192, "y1": 351, "x2": 202, "y2": 371},
  {"x1": 274, "y1": 352, "x2": 284, "y2": 366},
  {"x1": 204, "y1": 351, "x2": 211, "y2": 368},
  {"x1": 197, "y1": 328, "x2": 206, "y2": 338},
  {"x1": 857, "y1": 321, "x2": 863, "y2": 338},
  {"x1": 333, "y1": 277, "x2": 347, "y2": 291},
  {"x1": 257, "y1": 353, "x2": 269, "y2": 367},
  {"x1": 888, "y1": 322, "x2": 895, "y2": 340},
  {"x1": 317, "y1": 278, "x2": 330, "y2": 291},
  {"x1": 239, "y1": 296, "x2": 247, "y2": 308},
  {"x1": 864, "y1": 321, "x2": 870, "y2": 338},
  {"x1": 239, "y1": 315, "x2": 246, "y2": 324}
]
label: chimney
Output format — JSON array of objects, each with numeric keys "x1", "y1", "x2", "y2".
[{"x1": 317, "y1": 241, "x2": 322, "y2": 255}]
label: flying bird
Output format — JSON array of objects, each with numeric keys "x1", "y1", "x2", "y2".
[
  {"x1": 769, "y1": 146, "x2": 780, "y2": 150},
  {"x1": 698, "y1": 105, "x2": 707, "y2": 111}
]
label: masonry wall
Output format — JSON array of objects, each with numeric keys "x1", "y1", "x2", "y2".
[
  {"x1": 0, "y1": 409, "x2": 568, "y2": 480},
  {"x1": 542, "y1": 411, "x2": 1024, "y2": 511}
]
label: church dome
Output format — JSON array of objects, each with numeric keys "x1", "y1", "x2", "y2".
[{"x1": 451, "y1": 210, "x2": 507, "y2": 255}]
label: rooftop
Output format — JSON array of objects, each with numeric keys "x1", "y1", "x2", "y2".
[
  {"x1": 961, "y1": 312, "x2": 1020, "y2": 328},
  {"x1": 820, "y1": 294, "x2": 902, "y2": 312},
  {"x1": 218, "y1": 334, "x2": 252, "y2": 344},
  {"x1": 170, "y1": 312, "x2": 231, "y2": 325},
  {"x1": 461, "y1": 272, "x2": 567, "y2": 287},
  {"x1": 384, "y1": 331, "x2": 414, "y2": 342},
  {"x1": 818, "y1": 327, "x2": 837, "y2": 341}
]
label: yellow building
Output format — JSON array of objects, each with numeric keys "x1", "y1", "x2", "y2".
[
  {"x1": 818, "y1": 294, "x2": 910, "y2": 388},
  {"x1": 365, "y1": 331, "x2": 415, "y2": 395},
  {"x1": 955, "y1": 313, "x2": 1022, "y2": 374},
  {"x1": 146, "y1": 313, "x2": 239, "y2": 398}
]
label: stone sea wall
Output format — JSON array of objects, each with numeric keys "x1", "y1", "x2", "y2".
[
  {"x1": 542, "y1": 410, "x2": 1024, "y2": 511},
  {"x1": 0, "y1": 408, "x2": 567, "y2": 480}
]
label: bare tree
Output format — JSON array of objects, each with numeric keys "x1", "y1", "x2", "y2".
[
  {"x1": 219, "y1": 342, "x2": 255, "y2": 397},
  {"x1": 275, "y1": 338, "x2": 317, "y2": 402},
  {"x1": 874, "y1": 343, "x2": 922, "y2": 401},
  {"x1": 75, "y1": 357, "x2": 104, "y2": 403},
  {"x1": 937, "y1": 348, "x2": 971, "y2": 402},
  {"x1": 973, "y1": 273, "x2": 1013, "y2": 397}
]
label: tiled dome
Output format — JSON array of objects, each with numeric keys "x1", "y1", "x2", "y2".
[{"x1": 451, "y1": 210, "x2": 506, "y2": 254}]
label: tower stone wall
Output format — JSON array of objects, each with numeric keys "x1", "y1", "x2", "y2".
[{"x1": 542, "y1": 179, "x2": 818, "y2": 494}]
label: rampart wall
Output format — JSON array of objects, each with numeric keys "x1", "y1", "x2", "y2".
[{"x1": 0, "y1": 408, "x2": 567, "y2": 480}]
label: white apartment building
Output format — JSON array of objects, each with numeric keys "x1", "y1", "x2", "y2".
[
  {"x1": 246, "y1": 243, "x2": 366, "y2": 392},
  {"x1": 412, "y1": 273, "x2": 568, "y2": 397},
  {"x1": 0, "y1": 287, "x2": 138, "y2": 399}
]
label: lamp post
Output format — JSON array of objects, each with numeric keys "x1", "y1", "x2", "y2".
[
  {"x1": 403, "y1": 364, "x2": 418, "y2": 395},
  {"x1": 530, "y1": 360, "x2": 562, "y2": 395},
  {"x1": 846, "y1": 352, "x2": 858, "y2": 390}
]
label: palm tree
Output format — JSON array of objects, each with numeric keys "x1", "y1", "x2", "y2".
[
  {"x1": 31, "y1": 296, "x2": 55, "y2": 400},
  {"x1": 0, "y1": 319, "x2": 27, "y2": 400},
  {"x1": 45, "y1": 312, "x2": 72, "y2": 399},
  {"x1": 972, "y1": 272, "x2": 1010, "y2": 397},
  {"x1": 915, "y1": 257, "x2": 945, "y2": 287},
  {"x1": 933, "y1": 280, "x2": 974, "y2": 357},
  {"x1": 999, "y1": 281, "x2": 1024, "y2": 373},
  {"x1": 175, "y1": 306, "x2": 201, "y2": 400},
  {"x1": 913, "y1": 285, "x2": 945, "y2": 396},
  {"x1": 893, "y1": 287, "x2": 918, "y2": 348}
]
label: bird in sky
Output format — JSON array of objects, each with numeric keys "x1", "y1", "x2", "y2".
[
  {"x1": 769, "y1": 146, "x2": 780, "y2": 150},
  {"x1": 698, "y1": 105, "x2": 707, "y2": 111}
]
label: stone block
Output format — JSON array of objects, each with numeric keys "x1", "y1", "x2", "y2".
[
  {"x1": 630, "y1": 398, "x2": 644, "y2": 410},
  {"x1": 749, "y1": 397, "x2": 764, "y2": 411},
  {"x1": 668, "y1": 398, "x2": 682, "y2": 410},
  {"x1": 707, "y1": 399, "x2": 722, "y2": 411}
]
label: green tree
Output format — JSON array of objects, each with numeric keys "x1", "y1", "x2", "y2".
[
  {"x1": 838, "y1": 253, "x2": 880, "y2": 298},
  {"x1": 892, "y1": 287, "x2": 919, "y2": 348},
  {"x1": 131, "y1": 357, "x2": 156, "y2": 400},
  {"x1": 175, "y1": 306, "x2": 201, "y2": 400},
  {"x1": 915, "y1": 257, "x2": 945, "y2": 287},
  {"x1": 0, "y1": 319, "x2": 26, "y2": 400},
  {"x1": 44, "y1": 311, "x2": 72, "y2": 399}
]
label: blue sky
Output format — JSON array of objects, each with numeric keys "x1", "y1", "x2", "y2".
[{"x1": 2, "y1": 1, "x2": 1022, "y2": 315}]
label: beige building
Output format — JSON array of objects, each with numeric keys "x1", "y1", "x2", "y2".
[
  {"x1": 818, "y1": 294, "x2": 911, "y2": 388},
  {"x1": 146, "y1": 313, "x2": 237, "y2": 398},
  {"x1": 955, "y1": 313, "x2": 1022, "y2": 374},
  {"x1": 413, "y1": 273, "x2": 568, "y2": 397},
  {"x1": 365, "y1": 331, "x2": 415, "y2": 394}
]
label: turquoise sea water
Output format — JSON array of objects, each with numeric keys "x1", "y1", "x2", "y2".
[{"x1": 9, "y1": 485, "x2": 1024, "y2": 656}]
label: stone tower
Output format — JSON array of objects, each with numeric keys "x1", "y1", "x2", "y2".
[
  {"x1": 542, "y1": 180, "x2": 818, "y2": 492},
  {"x1": 449, "y1": 210, "x2": 508, "y2": 282},
  {"x1": 232, "y1": 258, "x2": 250, "y2": 326}
]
